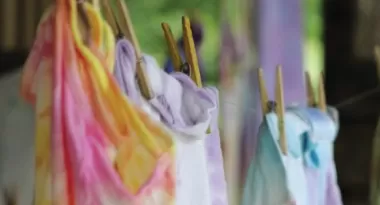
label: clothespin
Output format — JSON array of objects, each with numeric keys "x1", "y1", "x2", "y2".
[
  {"x1": 100, "y1": 0, "x2": 119, "y2": 35},
  {"x1": 114, "y1": 0, "x2": 153, "y2": 99},
  {"x1": 162, "y1": 23, "x2": 183, "y2": 72},
  {"x1": 162, "y1": 16, "x2": 207, "y2": 133},
  {"x1": 305, "y1": 71, "x2": 326, "y2": 112},
  {"x1": 317, "y1": 73, "x2": 327, "y2": 112},
  {"x1": 88, "y1": 0, "x2": 100, "y2": 11},
  {"x1": 182, "y1": 16, "x2": 202, "y2": 87},
  {"x1": 305, "y1": 71, "x2": 316, "y2": 107},
  {"x1": 258, "y1": 68, "x2": 269, "y2": 115},
  {"x1": 160, "y1": 16, "x2": 202, "y2": 87},
  {"x1": 275, "y1": 65, "x2": 287, "y2": 155},
  {"x1": 77, "y1": 0, "x2": 91, "y2": 45},
  {"x1": 257, "y1": 66, "x2": 287, "y2": 155}
]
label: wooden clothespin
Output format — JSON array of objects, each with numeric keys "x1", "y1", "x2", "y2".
[
  {"x1": 275, "y1": 65, "x2": 287, "y2": 155},
  {"x1": 305, "y1": 71, "x2": 326, "y2": 112},
  {"x1": 317, "y1": 73, "x2": 327, "y2": 112},
  {"x1": 162, "y1": 23, "x2": 183, "y2": 72},
  {"x1": 161, "y1": 17, "x2": 208, "y2": 132},
  {"x1": 114, "y1": 0, "x2": 153, "y2": 99},
  {"x1": 182, "y1": 16, "x2": 202, "y2": 87},
  {"x1": 161, "y1": 16, "x2": 202, "y2": 87},
  {"x1": 258, "y1": 68, "x2": 269, "y2": 115},
  {"x1": 88, "y1": 0, "x2": 100, "y2": 11},
  {"x1": 257, "y1": 66, "x2": 287, "y2": 155},
  {"x1": 305, "y1": 71, "x2": 316, "y2": 107},
  {"x1": 184, "y1": 16, "x2": 210, "y2": 131},
  {"x1": 100, "y1": 0, "x2": 119, "y2": 35}
]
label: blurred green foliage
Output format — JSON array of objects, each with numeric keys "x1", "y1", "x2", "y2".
[
  {"x1": 303, "y1": 0, "x2": 323, "y2": 88},
  {"x1": 303, "y1": 0, "x2": 322, "y2": 40},
  {"x1": 124, "y1": 0, "x2": 221, "y2": 78}
]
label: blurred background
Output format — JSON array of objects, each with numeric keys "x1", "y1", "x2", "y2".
[{"x1": 1, "y1": 0, "x2": 379, "y2": 204}]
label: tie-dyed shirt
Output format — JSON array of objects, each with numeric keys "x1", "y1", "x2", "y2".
[
  {"x1": 242, "y1": 112, "x2": 310, "y2": 205},
  {"x1": 20, "y1": 1, "x2": 176, "y2": 204}
]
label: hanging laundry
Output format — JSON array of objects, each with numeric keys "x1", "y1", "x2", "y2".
[
  {"x1": 165, "y1": 71, "x2": 228, "y2": 205},
  {"x1": 218, "y1": 10, "x2": 248, "y2": 205},
  {"x1": 242, "y1": 105, "x2": 343, "y2": 205},
  {"x1": 289, "y1": 106, "x2": 343, "y2": 205},
  {"x1": 148, "y1": 55, "x2": 228, "y2": 205},
  {"x1": 130, "y1": 54, "x2": 213, "y2": 205},
  {"x1": 201, "y1": 87, "x2": 229, "y2": 205},
  {"x1": 113, "y1": 39, "x2": 227, "y2": 205},
  {"x1": 114, "y1": 40, "x2": 211, "y2": 205},
  {"x1": 219, "y1": 20, "x2": 239, "y2": 88},
  {"x1": 163, "y1": 20, "x2": 206, "y2": 82},
  {"x1": 113, "y1": 39, "x2": 144, "y2": 105},
  {"x1": 161, "y1": 15, "x2": 228, "y2": 204},
  {"x1": 242, "y1": 111, "x2": 310, "y2": 205},
  {"x1": 21, "y1": 0, "x2": 176, "y2": 204},
  {"x1": 242, "y1": 0, "x2": 307, "y2": 184},
  {"x1": 259, "y1": 0, "x2": 305, "y2": 102}
]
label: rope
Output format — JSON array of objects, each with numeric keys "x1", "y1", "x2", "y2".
[{"x1": 333, "y1": 86, "x2": 380, "y2": 109}]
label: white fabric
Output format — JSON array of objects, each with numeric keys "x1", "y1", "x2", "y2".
[
  {"x1": 144, "y1": 55, "x2": 213, "y2": 205},
  {"x1": 144, "y1": 55, "x2": 213, "y2": 139},
  {"x1": 267, "y1": 112, "x2": 309, "y2": 205},
  {"x1": 140, "y1": 100, "x2": 161, "y2": 122},
  {"x1": 283, "y1": 156, "x2": 308, "y2": 205}
]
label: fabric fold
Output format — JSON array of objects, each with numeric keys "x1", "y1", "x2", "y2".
[
  {"x1": 242, "y1": 111, "x2": 311, "y2": 205},
  {"x1": 113, "y1": 44, "x2": 227, "y2": 205},
  {"x1": 288, "y1": 106, "x2": 343, "y2": 205},
  {"x1": 21, "y1": 1, "x2": 176, "y2": 204}
]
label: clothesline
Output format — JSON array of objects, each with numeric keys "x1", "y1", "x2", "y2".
[
  {"x1": 7, "y1": 0, "x2": 229, "y2": 204},
  {"x1": 334, "y1": 86, "x2": 380, "y2": 109},
  {"x1": 223, "y1": 85, "x2": 380, "y2": 112},
  {"x1": 1, "y1": 0, "x2": 347, "y2": 205}
]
